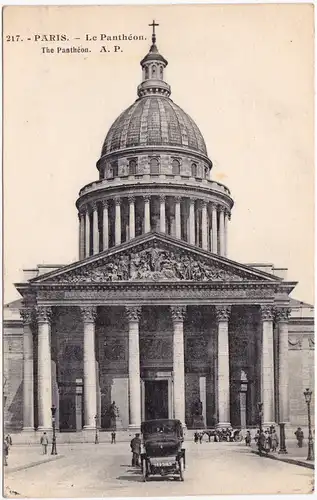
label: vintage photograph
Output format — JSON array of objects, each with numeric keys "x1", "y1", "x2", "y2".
[{"x1": 3, "y1": 4, "x2": 314, "y2": 496}]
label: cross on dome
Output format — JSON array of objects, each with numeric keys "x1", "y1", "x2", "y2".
[{"x1": 149, "y1": 20, "x2": 159, "y2": 45}]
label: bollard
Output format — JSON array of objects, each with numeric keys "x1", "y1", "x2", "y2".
[{"x1": 278, "y1": 422, "x2": 287, "y2": 454}]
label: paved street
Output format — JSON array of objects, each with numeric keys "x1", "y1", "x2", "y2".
[{"x1": 4, "y1": 442, "x2": 314, "y2": 497}]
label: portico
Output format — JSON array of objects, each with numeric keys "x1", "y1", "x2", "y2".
[{"x1": 17, "y1": 233, "x2": 295, "y2": 432}]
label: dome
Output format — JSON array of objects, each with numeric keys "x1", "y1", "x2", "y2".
[{"x1": 101, "y1": 96, "x2": 208, "y2": 157}]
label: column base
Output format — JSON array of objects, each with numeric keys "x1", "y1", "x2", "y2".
[
  {"x1": 83, "y1": 425, "x2": 95, "y2": 431},
  {"x1": 128, "y1": 424, "x2": 141, "y2": 432},
  {"x1": 37, "y1": 426, "x2": 52, "y2": 432},
  {"x1": 263, "y1": 422, "x2": 277, "y2": 429},
  {"x1": 22, "y1": 427, "x2": 35, "y2": 432},
  {"x1": 278, "y1": 449, "x2": 288, "y2": 455},
  {"x1": 216, "y1": 422, "x2": 231, "y2": 429}
]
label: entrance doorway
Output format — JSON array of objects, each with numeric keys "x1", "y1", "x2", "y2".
[{"x1": 144, "y1": 380, "x2": 168, "y2": 420}]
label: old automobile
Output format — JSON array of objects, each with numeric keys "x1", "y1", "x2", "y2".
[{"x1": 140, "y1": 419, "x2": 185, "y2": 482}]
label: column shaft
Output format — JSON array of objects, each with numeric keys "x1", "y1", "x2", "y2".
[
  {"x1": 189, "y1": 199, "x2": 195, "y2": 245},
  {"x1": 126, "y1": 307, "x2": 141, "y2": 429},
  {"x1": 36, "y1": 307, "x2": 52, "y2": 430},
  {"x1": 219, "y1": 208, "x2": 225, "y2": 256},
  {"x1": 224, "y1": 211, "x2": 229, "y2": 257},
  {"x1": 115, "y1": 198, "x2": 121, "y2": 245},
  {"x1": 79, "y1": 211, "x2": 85, "y2": 260},
  {"x1": 277, "y1": 308, "x2": 291, "y2": 423},
  {"x1": 21, "y1": 309, "x2": 34, "y2": 430},
  {"x1": 92, "y1": 203, "x2": 99, "y2": 255},
  {"x1": 85, "y1": 208, "x2": 90, "y2": 258},
  {"x1": 171, "y1": 306, "x2": 186, "y2": 425},
  {"x1": 175, "y1": 197, "x2": 181, "y2": 239},
  {"x1": 144, "y1": 196, "x2": 151, "y2": 233},
  {"x1": 81, "y1": 307, "x2": 97, "y2": 429},
  {"x1": 261, "y1": 306, "x2": 275, "y2": 425},
  {"x1": 211, "y1": 204, "x2": 218, "y2": 253},
  {"x1": 201, "y1": 202, "x2": 208, "y2": 250},
  {"x1": 129, "y1": 196, "x2": 135, "y2": 240},
  {"x1": 160, "y1": 195, "x2": 166, "y2": 233},
  {"x1": 102, "y1": 201, "x2": 109, "y2": 250},
  {"x1": 216, "y1": 306, "x2": 231, "y2": 427}
]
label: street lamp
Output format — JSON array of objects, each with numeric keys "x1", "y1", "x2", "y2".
[
  {"x1": 95, "y1": 414, "x2": 99, "y2": 444},
  {"x1": 51, "y1": 405, "x2": 57, "y2": 455},
  {"x1": 257, "y1": 402, "x2": 263, "y2": 455},
  {"x1": 303, "y1": 388, "x2": 314, "y2": 461}
]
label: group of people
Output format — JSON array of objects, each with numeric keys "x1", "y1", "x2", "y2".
[
  {"x1": 254, "y1": 426, "x2": 279, "y2": 454},
  {"x1": 3, "y1": 434, "x2": 12, "y2": 466}
]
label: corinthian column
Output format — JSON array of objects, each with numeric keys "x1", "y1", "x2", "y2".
[
  {"x1": 224, "y1": 210, "x2": 230, "y2": 257},
  {"x1": 189, "y1": 199, "x2": 195, "y2": 245},
  {"x1": 80, "y1": 306, "x2": 97, "y2": 429},
  {"x1": 175, "y1": 196, "x2": 181, "y2": 239},
  {"x1": 171, "y1": 306, "x2": 186, "y2": 425},
  {"x1": 92, "y1": 202, "x2": 99, "y2": 255},
  {"x1": 216, "y1": 306, "x2": 231, "y2": 427},
  {"x1": 219, "y1": 207, "x2": 225, "y2": 256},
  {"x1": 101, "y1": 200, "x2": 109, "y2": 251},
  {"x1": 144, "y1": 195, "x2": 151, "y2": 233},
  {"x1": 128, "y1": 196, "x2": 135, "y2": 240},
  {"x1": 20, "y1": 308, "x2": 34, "y2": 431},
  {"x1": 211, "y1": 203, "x2": 218, "y2": 254},
  {"x1": 201, "y1": 201, "x2": 208, "y2": 250},
  {"x1": 276, "y1": 307, "x2": 291, "y2": 423},
  {"x1": 261, "y1": 305, "x2": 275, "y2": 425},
  {"x1": 126, "y1": 306, "x2": 141, "y2": 429},
  {"x1": 159, "y1": 195, "x2": 166, "y2": 233},
  {"x1": 115, "y1": 197, "x2": 121, "y2": 245},
  {"x1": 85, "y1": 206, "x2": 90, "y2": 258},
  {"x1": 36, "y1": 306, "x2": 52, "y2": 430},
  {"x1": 78, "y1": 210, "x2": 85, "y2": 260}
]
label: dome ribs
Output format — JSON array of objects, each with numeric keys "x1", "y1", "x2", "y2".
[
  {"x1": 139, "y1": 98, "x2": 151, "y2": 145},
  {"x1": 157, "y1": 98, "x2": 169, "y2": 144},
  {"x1": 126, "y1": 101, "x2": 143, "y2": 148},
  {"x1": 170, "y1": 101, "x2": 189, "y2": 148},
  {"x1": 121, "y1": 102, "x2": 140, "y2": 149},
  {"x1": 147, "y1": 98, "x2": 161, "y2": 145}
]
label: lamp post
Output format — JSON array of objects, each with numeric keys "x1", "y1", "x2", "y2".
[
  {"x1": 278, "y1": 422, "x2": 287, "y2": 454},
  {"x1": 95, "y1": 414, "x2": 99, "y2": 444},
  {"x1": 51, "y1": 405, "x2": 57, "y2": 455},
  {"x1": 257, "y1": 402, "x2": 263, "y2": 456},
  {"x1": 303, "y1": 388, "x2": 314, "y2": 461}
]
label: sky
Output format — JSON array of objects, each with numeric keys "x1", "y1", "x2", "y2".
[{"x1": 3, "y1": 4, "x2": 314, "y2": 305}]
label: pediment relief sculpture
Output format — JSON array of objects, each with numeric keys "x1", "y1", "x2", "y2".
[{"x1": 52, "y1": 243, "x2": 265, "y2": 284}]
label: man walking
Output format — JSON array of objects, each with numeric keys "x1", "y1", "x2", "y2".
[
  {"x1": 111, "y1": 431, "x2": 116, "y2": 444},
  {"x1": 40, "y1": 432, "x2": 49, "y2": 455},
  {"x1": 130, "y1": 433, "x2": 141, "y2": 467}
]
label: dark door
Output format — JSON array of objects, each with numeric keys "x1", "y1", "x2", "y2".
[{"x1": 145, "y1": 380, "x2": 168, "y2": 420}]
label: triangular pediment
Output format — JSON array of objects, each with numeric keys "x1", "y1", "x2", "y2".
[{"x1": 29, "y1": 232, "x2": 281, "y2": 285}]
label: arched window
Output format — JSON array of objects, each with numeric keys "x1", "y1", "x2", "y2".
[
  {"x1": 204, "y1": 166, "x2": 209, "y2": 179},
  {"x1": 129, "y1": 159, "x2": 137, "y2": 175},
  {"x1": 160, "y1": 65, "x2": 163, "y2": 79},
  {"x1": 152, "y1": 64, "x2": 157, "y2": 78},
  {"x1": 111, "y1": 160, "x2": 118, "y2": 177},
  {"x1": 150, "y1": 157, "x2": 159, "y2": 174},
  {"x1": 145, "y1": 66, "x2": 149, "y2": 79},
  {"x1": 191, "y1": 163, "x2": 197, "y2": 177},
  {"x1": 172, "y1": 159, "x2": 180, "y2": 175}
]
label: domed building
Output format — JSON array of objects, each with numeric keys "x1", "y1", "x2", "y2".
[{"x1": 4, "y1": 25, "x2": 314, "y2": 437}]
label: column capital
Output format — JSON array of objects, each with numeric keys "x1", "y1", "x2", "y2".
[
  {"x1": 128, "y1": 195, "x2": 135, "y2": 204},
  {"x1": 215, "y1": 305, "x2": 231, "y2": 322},
  {"x1": 78, "y1": 207, "x2": 86, "y2": 218},
  {"x1": 101, "y1": 199, "x2": 109, "y2": 209},
  {"x1": 219, "y1": 205, "x2": 225, "y2": 214},
  {"x1": 80, "y1": 306, "x2": 97, "y2": 323},
  {"x1": 201, "y1": 200, "x2": 207, "y2": 209},
  {"x1": 35, "y1": 306, "x2": 52, "y2": 324},
  {"x1": 159, "y1": 194, "x2": 166, "y2": 203},
  {"x1": 211, "y1": 202, "x2": 218, "y2": 211},
  {"x1": 126, "y1": 306, "x2": 141, "y2": 322},
  {"x1": 175, "y1": 195, "x2": 182, "y2": 204},
  {"x1": 260, "y1": 305, "x2": 275, "y2": 321},
  {"x1": 91, "y1": 200, "x2": 98, "y2": 211},
  {"x1": 170, "y1": 305, "x2": 186, "y2": 322},
  {"x1": 114, "y1": 197, "x2": 121, "y2": 206},
  {"x1": 20, "y1": 308, "x2": 33, "y2": 325},
  {"x1": 274, "y1": 307, "x2": 292, "y2": 323},
  {"x1": 143, "y1": 194, "x2": 151, "y2": 203}
]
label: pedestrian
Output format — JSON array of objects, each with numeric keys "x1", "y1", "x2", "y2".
[
  {"x1": 295, "y1": 427, "x2": 304, "y2": 448},
  {"x1": 5, "y1": 434, "x2": 12, "y2": 447},
  {"x1": 245, "y1": 430, "x2": 251, "y2": 446},
  {"x1": 111, "y1": 431, "x2": 116, "y2": 444},
  {"x1": 199, "y1": 432, "x2": 203, "y2": 444},
  {"x1": 40, "y1": 432, "x2": 49, "y2": 455},
  {"x1": 194, "y1": 432, "x2": 198, "y2": 444},
  {"x1": 258, "y1": 430, "x2": 266, "y2": 456},
  {"x1": 3, "y1": 439, "x2": 9, "y2": 466},
  {"x1": 270, "y1": 427, "x2": 279, "y2": 452},
  {"x1": 130, "y1": 433, "x2": 141, "y2": 467}
]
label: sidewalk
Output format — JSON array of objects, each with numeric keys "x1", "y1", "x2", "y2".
[
  {"x1": 4, "y1": 445, "x2": 64, "y2": 473},
  {"x1": 250, "y1": 443, "x2": 314, "y2": 469}
]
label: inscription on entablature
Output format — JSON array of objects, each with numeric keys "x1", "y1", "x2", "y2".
[{"x1": 45, "y1": 241, "x2": 268, "y2": 285}]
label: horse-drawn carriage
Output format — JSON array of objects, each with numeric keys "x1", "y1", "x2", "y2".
[{"x1": 140, "y1": 419, "x2": 185, "y2": 482}]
